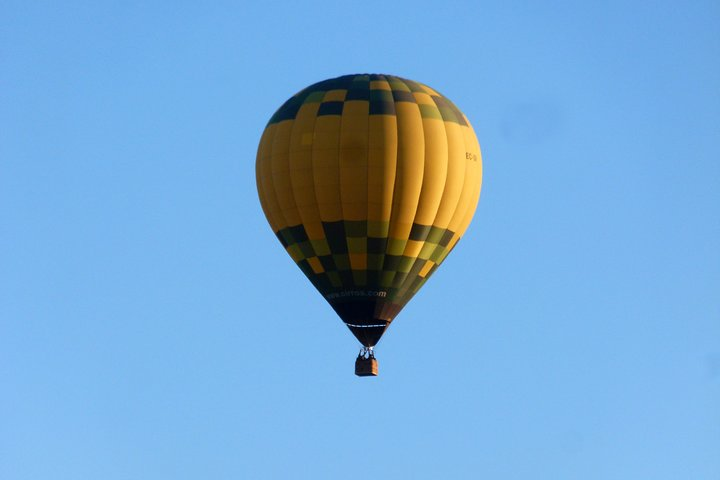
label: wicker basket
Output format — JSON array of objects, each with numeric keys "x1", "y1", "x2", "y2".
[{"x1": 355, "y1": 357, "x2": 379, "y2": 377}]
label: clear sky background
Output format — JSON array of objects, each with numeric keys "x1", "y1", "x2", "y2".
[{"x1": 1, "y1": 1, "x2": 718, "y2": 479}]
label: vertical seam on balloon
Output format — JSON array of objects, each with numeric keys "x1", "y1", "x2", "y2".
[
  {"x1": 287, "y1": 101, "x2": 321, "y2": 262},
  {"x1": 440, "y1": 110, "x2": 473, "y2": 259},
  {"x1": 309, "y1": 93, "x2": 325, "y2": 229},
  {"x1": 380, "y1": 75, "x2": 409, "y2": 303},
  {"x1": 255, "y1": 127, "x2": 276, "y2": 232},
  {"x1": 364, "y1": 74, "x2": 371, "y2": 266},
  {"x1": 268, "y1": 122, "x2": 296, "y2": 236},
  {"x1": 394, "y1": 76, "x2": 431, "y2": 294},
  {"x1": 359, "y1": 74, "x2": 371, "y2": 288},
  {"x1": 258, "y1": 125, "x2": 283, "y2": 232},
  {"x1": 456, "y1": 121, "x2": 483, "y2": 237},
  {"x1": 309, "y1": 82, "x2": 342, "y2": 276},
  {"x1": 394, "y1": 80, "x2": 454, "y2": 300},
  {"x1": 266, "y1": 89, "x2": 315, "y2": 251},
  {"x1": 378, "y1": 74, "x2": 402, "y2": 300},
  {"x1": 401, "y1": 77, "x2": 448, "y2": 240},
  {"x1": 382, "y1": 76, "x2": 425, "y2": 296},
  {"x1": 369, "y1": 74, "x2": 400, "y2": 322},
  {"x1": 367, "y1": 75, "x2": 396, "y2": 322},
  {"x1": 373, "y1": 75, "x2": 395, "y2": 289},
  {"x1": 337, "y1": 78, "x2": 353, "y2": 278}
]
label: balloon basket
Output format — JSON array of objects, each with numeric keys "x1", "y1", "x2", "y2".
[{"x1": 355, "y1": 348, "x2": 378, "y2": 377}]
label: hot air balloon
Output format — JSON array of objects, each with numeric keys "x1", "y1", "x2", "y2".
[{"x1": 256, "y1": 74, "x2": 482, "y2": 376}]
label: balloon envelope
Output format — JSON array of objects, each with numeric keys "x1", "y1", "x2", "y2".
[{"x1": 256, "y1": 74, "x2": 482, "y2": 347}]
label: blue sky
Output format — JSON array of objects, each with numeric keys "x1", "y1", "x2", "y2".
[{"x1": 1, "y1": 1, "x2": 718, "y2": 479}]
